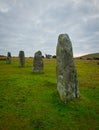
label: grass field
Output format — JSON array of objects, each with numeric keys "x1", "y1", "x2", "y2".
[{"x1": 0, "y1": 58, "x2": 99, "y2": 130}]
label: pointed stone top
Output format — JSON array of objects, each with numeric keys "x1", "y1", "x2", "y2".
[
  {"x1": 58, "y1": 33, "x2": 69, "y2": 39},
  {"x1": 35, "y1": 51, "x2": 42, "y2": 55},
  {"x1": 58, "y1": 34, "x2": 71, "y2": 45},
  {"x1": 7, "y1": 52, "x2": 11, "y2": 57}
]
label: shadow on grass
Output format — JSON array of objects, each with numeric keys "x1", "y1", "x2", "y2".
[
  {"x1": 30, "y1": 72, "x2": 44, "y2": 75},
  {"x1": 43, "y1": 80, "x2": 56, "y2": 88}
]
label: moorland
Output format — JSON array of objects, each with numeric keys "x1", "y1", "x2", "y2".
[{"x1": 0, "y1": 58, "x2": 99, "y2": 130}]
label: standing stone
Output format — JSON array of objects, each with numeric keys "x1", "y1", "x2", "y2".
[
  {"x1": 56, "y1": 34, "x2": 79, "y2": 103},
  {"x1": 19, "y1": 51, "x2": 25, "y2": 67},
  {"x1": 33, "y1": 51, "x2": 43, "y2": 73},
  {"x1": 6, "y1": 52, "x2": 11, "y2": 64}
]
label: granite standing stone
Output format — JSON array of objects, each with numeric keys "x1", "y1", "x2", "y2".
[
  {"x1": 56, "y1": 34, "x2": 79, "y2": 103},
  {"x1": 6, "y1": 52, "x2": 11, "y2": 64},
  {"x1": 19, "y1": 51, "x2": 25, "y2": 67},
  {"x1": 33, "y1": 51, "x2": 43, "y2": 73}
]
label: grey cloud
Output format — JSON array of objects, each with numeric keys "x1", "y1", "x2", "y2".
[{"x1": 0, "y1": 0, "x2": 99, "y2": 56}]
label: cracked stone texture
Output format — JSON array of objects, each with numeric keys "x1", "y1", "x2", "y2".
[
  {"x1": 19, "y1": 51, "x2": 25, "y2": 67},
  {"x1": 56, "y1": 34, "x2": 80, "y2": 103},
  {"x1": 33, "y1": 51, "x2": 43, "y2": 73},
  {"x1": 6, "y1": 52, "x2": 11, "y2": 64}
]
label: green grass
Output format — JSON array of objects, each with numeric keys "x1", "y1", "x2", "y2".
[{"x1": 0, "y1": 58, "x2": 99, "y2": 130}]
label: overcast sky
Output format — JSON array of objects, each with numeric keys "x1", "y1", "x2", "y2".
[{"x1": 0, "y1": 0, "x2": 99, "y2": 57}]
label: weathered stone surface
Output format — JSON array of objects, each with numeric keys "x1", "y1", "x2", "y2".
[
  {"x1": 19, "y1": 51, "x2": 25, "y2": 67},
  {"x1": 6, "y1": 52, "x2": 11, "y2": 64},
  {"x1": 33, "y1": 51, "x2": 43, "y2": 73},
  {"x1": 56, "y1": 34, "x2": 79, "y2": 103}
]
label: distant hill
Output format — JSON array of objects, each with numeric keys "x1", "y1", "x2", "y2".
[{"x1": 76, "y1": 53, "x2": 99, "y2": 60}]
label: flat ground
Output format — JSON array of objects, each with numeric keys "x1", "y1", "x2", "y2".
[{"x1": 0, "y1": 58, "x2": 99, "y2": 130}]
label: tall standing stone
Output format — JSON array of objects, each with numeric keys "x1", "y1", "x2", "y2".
[
  {"x1": 56, "y1": 34, "x2": 79, "y2": 103},
  {"x1": 19, "y1": 51, "x2": 25, "y2": 67},
  {"x1": 6, "y1": 52, "x2": 11, "y2": 64},
  {"x1": 33, "y1": 51, "x2": 43, "y2": 73}
]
